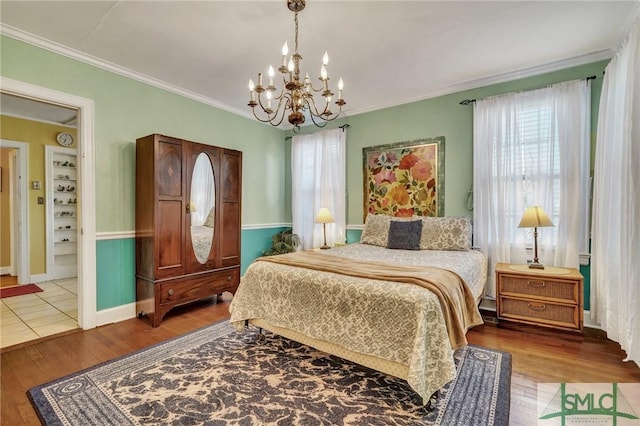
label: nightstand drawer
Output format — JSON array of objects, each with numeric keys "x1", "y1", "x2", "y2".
[
  {"x1": 499, "y1": 275, "x2": 578, "y2": 303},
  {"x1": 499, "y1": 296, "x2": 579, "y2": 329}
]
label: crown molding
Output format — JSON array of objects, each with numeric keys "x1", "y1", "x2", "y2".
[
  {"x1": 2, "y1": 24, "x2": 615, "y2": 125},
  {"x1": 1, "y1": 25, "x2": 254, "y2": 121},
  {"x1": 346, "y1": 49, "x2": 615, "y2": 117}
]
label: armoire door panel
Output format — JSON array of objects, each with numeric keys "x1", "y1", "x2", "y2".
[
  {"x1": 157, "y1": 200, "x2": 184, "y2": 277},
  {"x1": 221, "y1": 202, "x2": 240, "y2": 266},
  {"x1": 222, "y1": 151, "x2": 240, "y2": 202},
  {"x1": 158, "y1": 140, "x2": 183, "y2": 197}
]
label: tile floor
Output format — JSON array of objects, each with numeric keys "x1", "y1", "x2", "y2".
[{"x1": 0, "y1": 278, "x2": 79, "y2": 349}]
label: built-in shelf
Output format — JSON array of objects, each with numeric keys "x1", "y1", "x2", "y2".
[{"x1": 46, "y1": 146, "x2": 78, "y2": 280}]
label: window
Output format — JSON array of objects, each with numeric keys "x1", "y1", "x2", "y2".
[
  {"x1": 291, "y1": 128, "x2": 346, "y2": 249},
  {"x1": 473, "y1": 79, "x2": 591, "y2": 297}
]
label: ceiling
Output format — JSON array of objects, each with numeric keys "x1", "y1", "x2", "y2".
[{"x1": 1, "y1": 1, "x2": 638, "y2": 127}]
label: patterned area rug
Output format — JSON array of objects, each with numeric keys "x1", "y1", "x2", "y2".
[
  {"x1": 0, "y1": 283, "x2": 43, "y2": 299},
  {"x1": 28, "y1": 320, "x2": 511, "y2": 425}
]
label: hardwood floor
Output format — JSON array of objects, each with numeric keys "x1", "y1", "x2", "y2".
[
  {"x1": 0, "y1": 275, "x2": 18, "y2": 288},
  {"x1": 2, "y1": 298, "x2": 639, "y2": 425}
]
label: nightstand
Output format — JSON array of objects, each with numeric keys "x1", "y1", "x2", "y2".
[{"x1": 495, "y1": 263, "x2": 583, "y2": 333}]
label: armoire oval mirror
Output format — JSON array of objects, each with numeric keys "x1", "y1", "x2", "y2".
[{"x1": 190, "y1": 153, "x2": 215, "y2": 264}]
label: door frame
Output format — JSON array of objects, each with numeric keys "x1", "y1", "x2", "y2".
[
  {"x1": 0, "y1": 140, "x2": 28, "y2": 284},
  {"x1": 1, "y1": 77, "x2": 97, "y2": 330}
]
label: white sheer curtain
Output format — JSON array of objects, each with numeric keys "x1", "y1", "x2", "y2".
[
  {"x1": 292, "y1": 128, "x2": 346, "y2": 249},
  {"x1": 473, "y1": 80, "x2": 591, "y2": 297},
  {"x1": 591, "y1": 19, "x2": 640, "y2": 366}
]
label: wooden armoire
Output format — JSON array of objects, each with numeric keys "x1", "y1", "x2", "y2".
[{"x1": 135, "y1": 134, "x2": 242, "y2": 327}]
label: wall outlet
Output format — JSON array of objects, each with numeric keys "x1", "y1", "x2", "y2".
[
  {"x1": 32, "y1": 181, "x2": 41, "y2": 190},
  {"x1": 37, "y1": 197, "x2": 44, "y2": 205}
]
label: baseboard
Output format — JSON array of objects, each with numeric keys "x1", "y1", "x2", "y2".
[
  {"x1": 95, "y1": 302, "x2": 136, "y2": 327},
  {"x1": 583, "y1": 310, "x2": 601, "y2": 330},
  {"x1": 0, "y1": 266, "x2": 11, "y2": 275},
  {"x1": 30, "y1": 274, "x2": 49, "y2": 283}
]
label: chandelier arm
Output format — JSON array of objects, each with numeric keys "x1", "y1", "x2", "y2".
[
  {"x1": 255, "y1": 93, "x2": 269, "y2": 114},
  {"x1": 306, "y1": 96, "x2": 343, "y2": 123},
  {"x1": 252, "y1": 92, "x2": 290, "y2": 126},
  {"x1": 271, "y1": 83, "x2": 287, "y2": 101},
  {"x1": 250, "y1": 108, "x2": 277, "y2": 124},
  {"x1": 307, "y1": 80, "x2": 329, "y2": 94},
  {"x1": 306, "y1": 95, "x2": 331, "y2": 118},
  {"x1": 270, "y1": 95, "x2": 292, "y2": 126},
  {"x1": 308, "y1": 110, "x2": 329, "y2": 128},
  {"x1": 251, "y1": 103, "x2": 288, "y2": 127}
]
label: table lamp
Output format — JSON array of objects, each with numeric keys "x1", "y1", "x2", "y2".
[
  {"x1": 518, "y1": 206, "x2": 554, "y2": 269},
  {"x1": 316, "y1": 208, "x2": 334, "y2": 250}
]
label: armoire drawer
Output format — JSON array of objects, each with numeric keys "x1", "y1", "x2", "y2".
[{"x1": 160, "y1": 268, "x2": 239, "y2": 304}]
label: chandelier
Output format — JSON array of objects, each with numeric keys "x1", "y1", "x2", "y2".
[{"x1": 247, "y1": 0, "x2": 346, "y2": 131}]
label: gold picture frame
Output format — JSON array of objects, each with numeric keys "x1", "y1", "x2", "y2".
[{"x1": 363, "y1": 137, "x2": 444, "y2": 220}]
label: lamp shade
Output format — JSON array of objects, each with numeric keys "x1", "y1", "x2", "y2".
[
  {"x1": 316, "y1": 208, "x2": 334, "y2": 224},
  {"x1": 518, "y1": 206, "x2": 554, "y2": 228}
]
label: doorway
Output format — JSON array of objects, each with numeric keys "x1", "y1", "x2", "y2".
[{"x1": 1, "y1": 77, "x2": 97, "y2": 335}]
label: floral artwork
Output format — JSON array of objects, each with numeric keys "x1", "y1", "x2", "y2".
[{"x1": 363, "y1": 137, "x2": 444, "y2": 219}]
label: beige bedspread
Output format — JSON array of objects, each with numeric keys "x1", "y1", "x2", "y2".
[
  {"x1": 229, "y1": 249, "x2": 484, "y2": 402},
  {"x1": 256, "y1": 251, "x2": 481, "y2": 350}
]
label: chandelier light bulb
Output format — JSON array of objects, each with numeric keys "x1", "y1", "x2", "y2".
[
  {"x1": 288, "y1": 57, "x2": 295, "y2": 72},
  {"x1": 281, "y1": 42, "x2": 288, "y2": 67},
  {"x1": 323, "y1": 51, "x2": 329, "y2": 66},
  {"x1": 338, "y1": 78, "x2": 344, "y2": 90},
  {"x1": 248, "y1": 78, "x2": 255, "y2": 102},
  {"x1": 268, "y1": 65, "x2": 275, "y2": 86}
]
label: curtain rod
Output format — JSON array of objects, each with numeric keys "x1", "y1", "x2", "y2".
[
  {"x1": 284, "y1": 123, "x2": 350, "y2": 140},
  {"x1": 458, "y1": 75, "x2": 597, "y2": 106}
]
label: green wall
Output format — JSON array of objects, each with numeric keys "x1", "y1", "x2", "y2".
[
  {"x1": 291, "y1": 61, "x2": 607, "y2": 310},
  {"x1": 1, "y1": 35, "x2": 289, "y2": 231},
  {"x1": 1, "y1": 35, "x2": 291, "y2": 311},
  {"x1": 289, "y1": 61, "x2": 606, "y2": 227},
  {"x1": 2, "y1": 33, "x2": 604, "y2": 312},
  {"x1": 96, "y1": 239, "x2": 135, "y2": 310}
]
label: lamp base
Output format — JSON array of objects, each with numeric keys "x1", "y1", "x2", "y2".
[
  {"x1": 320, "y1": 245, "x2": 330, "y2": 250},
  {"x1": 528, "y1": 262, "x2": 545, "y2": 269}
]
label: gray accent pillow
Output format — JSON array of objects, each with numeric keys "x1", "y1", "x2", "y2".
[{"x1": 387, "y1": 220, "x2": 423, "y2": 250}]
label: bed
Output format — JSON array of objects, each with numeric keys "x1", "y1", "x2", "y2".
[{"x1": 229, "y1": 214, "x2": 487, "y2": 404}]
